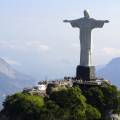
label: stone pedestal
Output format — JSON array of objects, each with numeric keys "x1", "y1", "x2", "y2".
[{"x1": 76, "y1": 65, "x2": 96, "y2": 81}]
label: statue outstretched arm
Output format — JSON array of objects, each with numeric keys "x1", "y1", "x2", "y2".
[
  {"x1": 63, "y1": 20, "x2": 72, "y2": 23},
  {"x1": 103, "y1": 20, "x2": 109, "y2": 23},
  {"x1": 92, "y1": 19, "x2": 110, "y2": 29},
  {"x1": 63, "y1": 19, "x2": 80, "y2": 28}
]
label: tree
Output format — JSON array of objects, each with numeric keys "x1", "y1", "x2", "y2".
[
  {"x1": 83, "y1": 85, "x2": 119, "y2": 119},
  {"x1": 101, "y1": 85, "x2": 118, "y2": 111},
  {"x1": 40, "y1": 100, "x2": 69, "y2": 120},
  {"x1": 49, "y1": 87, "x2": 101, "y2": 120},
  {"x1": 85, "y1": 104, "x2": 101, "y2": 120},
  {"x1": 50, "y1": 87, "x2": 86, "y2": 110},
  {"x1": 84, "y1": 87, "x2": 104, "y2": 113},
  {"x1": 112, "y1": 89, "x2": 120, "y2": 114},
  {"x1": 2, "y1": 93, "x2": 44, "y2": 120}
]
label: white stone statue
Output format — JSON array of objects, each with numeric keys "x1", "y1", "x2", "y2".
[{"x1": 63, "y1": 10, "x2": 109, "y2": 66}]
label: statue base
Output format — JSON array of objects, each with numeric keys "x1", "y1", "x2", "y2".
[{"x1": 76, "y1": 65, "x2": 96, "y2": 81}]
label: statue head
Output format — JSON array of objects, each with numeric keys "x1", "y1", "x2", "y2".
[{"x1": 84, "y1": 10, "x2": 90, "y2": 18}]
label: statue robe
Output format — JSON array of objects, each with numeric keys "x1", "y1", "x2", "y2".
[{"x1": 70, "y1": 18, "x2": 105, "y2": 66}]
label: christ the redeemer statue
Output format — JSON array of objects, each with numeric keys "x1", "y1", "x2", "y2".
[{"x1": 63, "y1": 10, "x2": 109, "y2": 80}]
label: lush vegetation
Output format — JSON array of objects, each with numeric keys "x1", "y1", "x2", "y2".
[
  {"x1": 82, "y1": 85, "x2": 120, "y2": 119},
  {"x1": 1, "y1": 93, "x2": 44, "y2": 120},
  {"x1": 0, "y1": 85, "x2": 120, "y2": 120}
]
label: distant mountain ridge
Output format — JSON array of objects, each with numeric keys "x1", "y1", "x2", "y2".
[
  {"x1": 0, "y1": 58, "x2": 16, "y2": 78},
  {"x1": 97, "y1": 57, "x2": 120, "y2": 88},
  {"x1": 0, "y1": 58, "x2": 36, "y2": 109}
]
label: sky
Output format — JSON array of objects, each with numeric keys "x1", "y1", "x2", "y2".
[{"x1": 0, "y1": 0, "x2": 120, "y2": 80}]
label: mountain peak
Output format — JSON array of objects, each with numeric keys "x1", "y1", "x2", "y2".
[
  {"x1": 0, "y1": 58, "x2": 16, "y2": 79},
  {"x1": 97, "y1": 57, "x2": 120, "y2": 88},
  {"x1": 108, "y1": 57, "x2": 120, "y2": 65}
]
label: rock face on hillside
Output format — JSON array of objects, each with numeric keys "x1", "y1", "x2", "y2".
[
  {"x1": 0, "y1": 58, "x2": 36, "y2": 109},
  {"x1": 97, "y1": 57, "x2": 120, "y2": 87}
]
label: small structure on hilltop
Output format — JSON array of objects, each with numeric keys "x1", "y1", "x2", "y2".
[
  {"x1": 23, "y1": 79, "x2": 73, "y2": 96},
  {"x1": 46, "y1": 79, "x2": 73, "y2": 95},
  {"x1": 23, "y1": 84, "x2": 47, "y2": 96}
]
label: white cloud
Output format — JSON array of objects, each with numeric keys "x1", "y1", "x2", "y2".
[
  {"x1": 5, "y1": 59, "x2": 21, "y2": 66},
  {"x1": 102, "y1": 47, "x2": 120, "y2": 56},
  {"x1": 0, "y1": 40, "x2": 49, "y2": 52},
  {"x1": 38, "y1": 45, "x2": 49, "y2": 51},
  {"x1": 0, "y1": 41, "x2": 26, "y2": 51},
  {"x1": 26, "y1": 41, "x2": 49, "y2": 51}
]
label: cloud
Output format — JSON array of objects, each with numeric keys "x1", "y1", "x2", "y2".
[
  {"x1": 0, "y1": 40, "x2": 49, "y2": 53},
  {"x1": 5, "y1": 59, "x2": 21, "y2": 66},
  {"x1": 26, "y1": 41, "x2": 49, "y2": 51},
  {"x1": 102, "y1": 47, "x2": 120, "y2": 56},
  {"x1": 0, "y1": 41, "x2": 26, "y2": 51}
]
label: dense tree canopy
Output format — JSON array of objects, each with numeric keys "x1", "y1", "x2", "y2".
[
  {"x1": 41, "y1": 87, "x2": 101, "y2": 120},
  {"x1": 50, "y1": 87, "x2": 87, "y2": 120},
  {"x1": 1, "y1": 93, "x2": 44, "y2": 120},
  {"x1": 0, "y1": 86, "x2": 119, "y2": 120},
  {"x1": 82, "y1": 85, "x2": 120, "y2": 119}
]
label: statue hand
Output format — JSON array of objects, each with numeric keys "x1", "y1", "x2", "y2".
[
  {"x1": 63, "y1": 20, "x2": 70, "y2": 23},
  {"x1": 104, "y1": 20, "x2": 109, "y2": 23}
]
